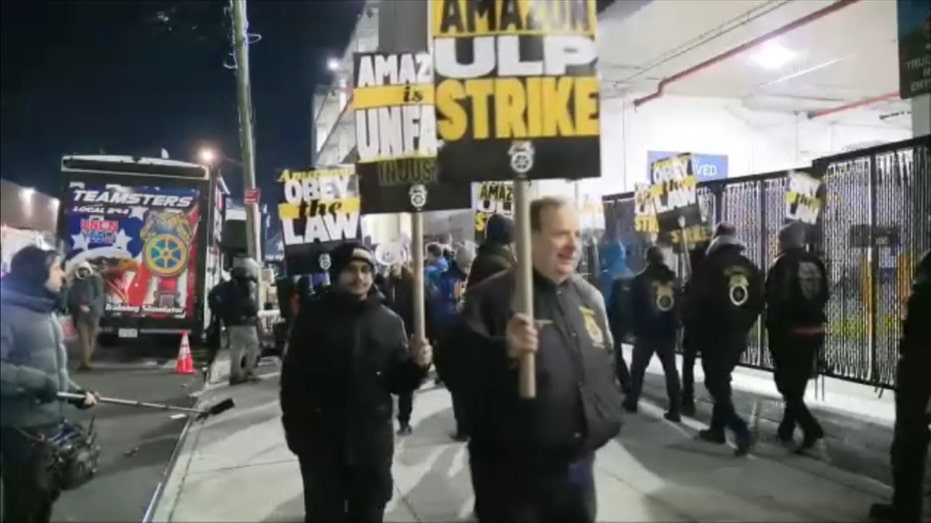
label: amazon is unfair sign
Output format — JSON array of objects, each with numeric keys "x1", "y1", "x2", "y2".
[{"x1": 432, "y1": 0, "x2": 601, "y2": 182}]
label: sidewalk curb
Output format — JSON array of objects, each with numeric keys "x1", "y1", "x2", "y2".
[{"x1": 141, "y1": 350, "x2": 226, "y2": 523}]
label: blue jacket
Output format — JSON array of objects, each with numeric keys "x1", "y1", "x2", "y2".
[
  {"x1": 429, "y1": 262, "x2": 468, "y2": 332},
  {"x1": 424, "y1": 257, "x2": 449, "y2": 296},
  {"x1": 599, "y1": 241, "x2": 631, "y2": 305}
]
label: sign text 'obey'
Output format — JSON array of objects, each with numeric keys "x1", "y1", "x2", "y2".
[{"x1": 278, "y1": 168, "x2": 360, "y2": 245}]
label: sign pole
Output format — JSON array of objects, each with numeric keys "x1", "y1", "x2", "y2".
[
  {"x1": 411, "y1": 211, "x2": 426, "y2": 342},
  {"x1": 513, "y1": 177, "x2": 535, "y2": 398}
]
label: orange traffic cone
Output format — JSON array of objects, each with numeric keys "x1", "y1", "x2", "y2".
[{"x1": 175, "y1": 331, "x2": 195, "y2": 375}]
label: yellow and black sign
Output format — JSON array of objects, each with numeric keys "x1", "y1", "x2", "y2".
[
  {"x1": 353, "y1": 51, "x2": 472, "y2": 214},
  {"x1": 474, "y1": 181, "x2": 514, "y2": 241},
  {"x1": 277, "y1": 166, "x2": 362, "y2": 275},
  {"x1": 432, "y1": 0, "x2": 601, "y2": 182},
  {"x1": 649, "y1": 153, "x2": 702, "y2": 233},
  {"x1": 785, "y1": 170, "x2": 823, "y2": 225}
]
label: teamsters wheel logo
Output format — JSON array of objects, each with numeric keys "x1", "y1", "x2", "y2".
[
  {"x1": 318, "y1": 253, "x2": 332, "y2": 271},
  {"x1": 508, "y1": 141, "x2": 535, "y2": 175},
  {"x1": 143, "y1": 234, "x2": 189, "y2": 278},
  {"x1": 409, "y1": 184, "x2": 428, "y2": 210},
  {"x1": 728, "y1": 274, "x2": 750, "y2": 306}
]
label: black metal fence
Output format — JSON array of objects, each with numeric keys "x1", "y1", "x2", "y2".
[{"x1": 602, "y1": 136, "x2": 930, "y2": 389}]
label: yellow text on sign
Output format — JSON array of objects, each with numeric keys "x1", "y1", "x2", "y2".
[
  {"x1": 436, "y1": 77, "x2": 598, "y2": 141},
  {"x1": 431, "y1": 0, "x2": 596, "y2": 37},
  {"x1": 353, "y1": 84, "x2": 435, "y2": 110},
  {"x1": 278, "y1": 198, "x2": 361, "y2": 220}
]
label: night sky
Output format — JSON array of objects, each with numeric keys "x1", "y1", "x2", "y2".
[{"x1": 1, "y1": 0, "x2": 363, "y2": 200}]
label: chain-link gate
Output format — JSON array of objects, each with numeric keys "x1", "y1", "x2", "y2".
[{"x1": 602, "y1": 136, "x2": 930, "y2": 389}]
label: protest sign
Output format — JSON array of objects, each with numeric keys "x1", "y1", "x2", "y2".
[
  {"x1": 785, "y1": 170, "x2": 824, "y2": 226},
  {"x1": 473, "y1": 181, "x2": 513, "y2": 241},
  {"x1": 353, "y1": 51, "x2": 471, "y2": 213},
  {"x1": 649, "y1": 153, "x2": 703, "y2": 233},
  {"x1": 278, "y1": 166, "x2": 362, "y2": 275},
  {"x1": 432, "y1": 0, "x2": 601, "y2": 182}
]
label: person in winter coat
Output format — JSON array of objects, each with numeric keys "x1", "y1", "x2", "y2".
[
  {"x1": 765, "y1": 223, "x2": 829, "y2": 451},
  {"x1": 424, "y1": 242, "x2": 449, "y2": 296},
  {"x1": 431, "y1": 243, "x2": 476, "y2": 441},
  {"x1": 624, "y1": 246, "x2": 682, "y2": 421},
  {"x1": 870, "y1": 247, "x2": 931, "y2": 523},
  {"x1": 1, "y1": 245, "x2": 99, "y2": 523},
  {"x1": 468, "y1": 213, "x2": 515, "y2": 289},
  {"x1": 66, "y1": 260, "x2": 105, "y2": 370},
  {"x1": 606, "y1": 275, "x2": 633, "y2": 394},
  {"x1": 215, "y1": 257, "x2": 261, "y2": 385},
  {"x1": 457, "y1": 197, "x2": 622, "y2": 523},
  {"x1": 280, "y1": 243, "x2": 431, "y2": 523},
  {"x1": 686, "y1": 223, "x2": 764, "y2": 456},
  {"x1": 681, "y1": 242, "x2": 709, "y2": 416}
]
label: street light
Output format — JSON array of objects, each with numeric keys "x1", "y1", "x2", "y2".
[
  {"x1": 326, "y1": 57, "x2": 340, "y2": 72},
  {"x1": 198, "y1": 148, "x2": 217, "y2": 165}
]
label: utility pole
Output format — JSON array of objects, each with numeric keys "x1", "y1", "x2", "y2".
[{"x1": 230, "y1": 0, "x2": 262, "y2": 265}]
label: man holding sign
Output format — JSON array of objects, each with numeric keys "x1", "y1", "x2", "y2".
[
  {"x1": 279, "y1": 243, "x2": 432, "y2": 523},
  {"x1": 457, "y1": 197, "x2": 621, "y2": 522}
]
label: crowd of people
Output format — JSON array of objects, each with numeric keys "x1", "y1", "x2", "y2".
[{"x1": 0, "y1": 197, "x2": 927, "y2": 523}]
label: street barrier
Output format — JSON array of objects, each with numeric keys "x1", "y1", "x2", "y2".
[{"x1": 603, "y1": 135, "x2": 930, "y2": 389}]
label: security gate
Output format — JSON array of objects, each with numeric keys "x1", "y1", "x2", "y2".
[{"x1": 602, "y1": 136, "x2": 930, "y2": 389}]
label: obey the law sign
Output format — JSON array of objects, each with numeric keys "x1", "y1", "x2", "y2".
[
  {"x1": 278, "y1": 166, "x2": 362, "y2": 275},
  {"x1": 432, "y1": 0, "x2": 601, "y2": 182}
]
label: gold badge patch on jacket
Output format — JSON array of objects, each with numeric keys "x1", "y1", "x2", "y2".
[{"x1": 579, "y1": 307, "x2": 605, "y2": 349}]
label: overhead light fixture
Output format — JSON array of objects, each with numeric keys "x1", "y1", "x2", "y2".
[
  {"x1": 751, "y1": 41, "x2": 795, "y2": 70},
  {"x1": 326, "y1": 58, "x2": 340, "y2": 72}
]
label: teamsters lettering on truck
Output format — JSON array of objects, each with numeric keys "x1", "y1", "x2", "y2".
[{"x1": 72, "y1": 189, "x2": 194, "y2": 208}]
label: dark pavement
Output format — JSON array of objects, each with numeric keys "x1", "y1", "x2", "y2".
[{"x1": 51, "y1": 353, "x2": 204, "y2": 523}]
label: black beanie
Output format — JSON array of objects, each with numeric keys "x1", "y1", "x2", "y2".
[
  {"x1": 485, "y1": 214, "x2": 514, "y2": 244},
  {"x1": 645, "y1": 246, "x2": 665, "y2": 266},
  {"x1": 9, "y1": 245, "x2": 60, "y2": 289},
  {"x1": 327, "y1": 242, "x2": 375, "y2": 281}
]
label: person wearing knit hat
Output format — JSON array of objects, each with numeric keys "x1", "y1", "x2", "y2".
[
  {"x1": 429, "y1": 240, "x2": 477, "y2": 441},
  {"x1": 469, "y1": 214, "x2": 516, "y2": 289},
  {"x1": 66, "y1": 259, "x2": 105, "y2": 370},
  {"x1": 685, "y1": 219, "x2": 764, "y2": 456},
  {"x1": 281, "y1": 240, "x2": 434, "y2": 523},
  {"x1": 1, "y1": 245, "x2": 99, "y2": 522},
  {"x1": 765, "y1": 221, "x2": 829, "y2": 453}
]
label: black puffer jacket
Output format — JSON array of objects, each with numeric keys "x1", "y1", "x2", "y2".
[
  {"x1": 468, "y1": 242, "x2": 514, "y2": 290},
  {"x1": 280, "y1": 287, "x2": 428, "y2": 466}
]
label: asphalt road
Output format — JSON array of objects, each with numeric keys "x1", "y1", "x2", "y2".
[{"x1": 51, "y1": 358, "x2": 203, "y2": 523}]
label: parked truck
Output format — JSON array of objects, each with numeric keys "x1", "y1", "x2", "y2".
[{"x1": 58, "y1": 155, "x2": 229, "y2": 349}]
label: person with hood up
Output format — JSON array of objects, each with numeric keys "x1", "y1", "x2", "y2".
[
  {"x1": 1, "y1": 245, "x2": 99, "y2": 523},
  {"x1": 468, "y1": 213, "x2": 515, "y2": 289},
  {"x1": 431, "y1": 242, "x2": 476, "y2": 441},
  {"x1": 424, "y1": 242, "x2": 448, "y2": 296},
  {"x1": 280, "y1": 242, "x2": 431, "y2": 523},
  {"x1": 623, "y1": 245, "x2": 682, "y2": 421},
  {"x1": 686, "y1": 222, "x2": 764, "y2": 456},
  {"x1": 214, "y1": 257, "x2": 261, "y2": 385},
  {"x1": 765, "y1": 223, "x2": 829, "y2": 452},
  {"x1": 66, "y1": 260, "x2": 105, "y2": 370}
]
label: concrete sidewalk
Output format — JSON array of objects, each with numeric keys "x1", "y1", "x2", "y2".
[
  {"x1": 626, "y1": 345, "x2": 921, "y2": 487},
  {"x1": 150, "y1": 356, "x2": 889, "y2": 522}
]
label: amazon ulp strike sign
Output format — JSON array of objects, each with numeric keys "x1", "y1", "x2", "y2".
[
  {"x1": 432, "y1": 0, "x2": 601, "y2": 182},
  {"x1": 473, "y1": 181, "x2": 513, "y2": 241},
  {"x1": 353, "y1": 51, "x2": 471, "y2": 213},
  {"x1": 785, "y1": 170, "x2": 824, "y2": 226},
  {"x1": 278, "y1": 166, "x2": 362, "y2": 275}
]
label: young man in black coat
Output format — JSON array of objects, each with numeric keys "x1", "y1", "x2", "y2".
[
  {"x1": 280, "y1": 243, "x2": 432, "y2": 523},
  {"x1": 468, "y1": 213, "x2": 515, "y2": 289}
]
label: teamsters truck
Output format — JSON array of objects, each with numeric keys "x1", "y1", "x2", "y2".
[{"x1": 58, "y1": 155, "x2": 229, "y2": 349}]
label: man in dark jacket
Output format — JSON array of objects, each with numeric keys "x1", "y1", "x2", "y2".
[
  {"x1": 215, "y1": 257, "x2": 262, "y2": 385},
  {"x1": 66, "y1": 260, "x2": 105, "y2": 370},
  {"x1": 681, "y1": 242, "x2": 709, "y2": 416},
  {"x1": 624, "y1": 246, "x2": 682, "y2": 421},
  {"x1": 280, "y1": 243, "x2": 431, "y2": 523},
  {"x1": 870, "y1": 248, "x2": 931, "y2": 523},
  {"x1": 468, "y1": 213, "x2": 515, "y2": 289},
  {"x1": 686, "y1": 223, "x2": 764, "y2": 456},
  {"x1": 765, "y1": 223, "x2": 829, "y2": 451},
  {"x1": 458, "y1": 197, "x2": 622, "y2": 522},
  {"x1": 606, "y1": 276, "x2": 633, "y2": 394}
]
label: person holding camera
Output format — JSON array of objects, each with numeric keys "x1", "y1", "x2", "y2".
[{"x1": 0, "y1": 245, "x2": 98, "y2": 523}]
